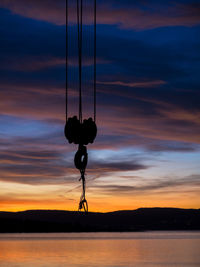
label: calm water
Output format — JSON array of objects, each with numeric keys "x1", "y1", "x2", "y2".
[{"x1": 0, "y1": 232, "x2": 199, "y2": 267}]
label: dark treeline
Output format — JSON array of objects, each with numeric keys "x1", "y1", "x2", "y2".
[{"x1": 0, "y1": 208, "x2": 199, "y2": 233}]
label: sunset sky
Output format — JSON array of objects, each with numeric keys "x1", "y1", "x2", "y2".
[{"x1": 0, "y1": 0, "x2": 200, "y2": 212}]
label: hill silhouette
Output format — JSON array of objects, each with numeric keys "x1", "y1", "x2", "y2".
[{"x1": 0, "y1": 208, "x2": 199, "y2": 233}]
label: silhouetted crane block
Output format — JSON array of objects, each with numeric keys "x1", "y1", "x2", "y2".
[
  {"x1": 65, "y1": 116, "x2": 81, "y2": 144},
  {"x1": 82, "y1": 117, "x2": 97, "y2": 145},
  {"x1": 65, "y1": 116, "x2": 97, "y2": 145}
]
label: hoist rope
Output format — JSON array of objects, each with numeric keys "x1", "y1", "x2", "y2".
[
  {"x1": 66, "y1": 0, "x2": 97, "y2": 123},
  {"x1": 77, "y1": 0, "x2": 83, "y2": 123},
  {"x1": 66, "y1": 0, "x2": 68, "y2": 121},
  {"x1": 94, "y1": 0, "x2": 97, "y2": 122}
]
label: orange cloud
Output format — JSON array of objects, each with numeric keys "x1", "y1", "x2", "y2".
[
  {"x1": 0, "y1": 1, "x2": 199, "y2": 30},
  {"x1": 1, "y1": 182, "x2": 199, "y2": 212},
  {"x1": 95, "y1": 3, "x2": 200, "y2": 30},
  {"x1": 0, "y1": 0, "x2": 66, "y2": 25},
  {"x1": 98, "y1": 80, "x2": 166, "y2": 88},
  {"x1": 0, "y1": 56, "x2": 108, "y2": 72},
  {"x1": 6, "y1": 57, "x2": 65, "y2": 72}
]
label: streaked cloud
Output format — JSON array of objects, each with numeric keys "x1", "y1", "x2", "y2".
[
  {"x1": 97, "y1": 80, "x2": 166, "y2": 88},
  {"x1": 0, "y1": 0, "x2": 199, "y2": 30},
  {"x1": 90, "y1": 174, "x2": 200, "y2": 196}
]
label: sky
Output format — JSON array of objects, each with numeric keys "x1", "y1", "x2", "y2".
[{"x1": 0, "y1": 0, "x2": 200, "y2": 212}]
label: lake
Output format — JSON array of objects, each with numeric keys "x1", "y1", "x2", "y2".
[{"x1": 0, "y1": 232, "x2": 199, "y2": 267}]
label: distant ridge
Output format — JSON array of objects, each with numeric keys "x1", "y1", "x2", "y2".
[{"x1": 0, "y1": 208, "x2": 199, "y2": 233}]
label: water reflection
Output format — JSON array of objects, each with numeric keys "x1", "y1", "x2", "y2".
[{"x1": 0, "y1": 232, "x2": 199, "y2": 267}]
